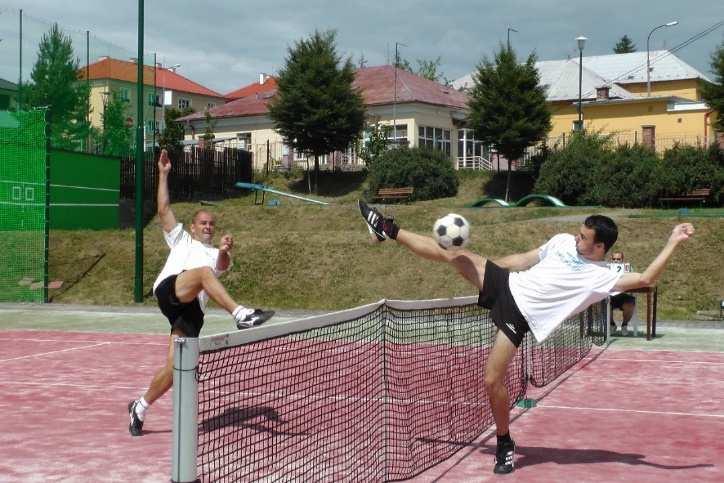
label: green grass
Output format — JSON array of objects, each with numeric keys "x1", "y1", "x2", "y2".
[{"x1": 42, "y1": 172, "x2": 724, "y2": 321}]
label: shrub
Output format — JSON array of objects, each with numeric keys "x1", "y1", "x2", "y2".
[
  {"x1": 366, "y1": 147, "x2": 458, "y2": 201},
  {"x1": 534, "y1": 132, "x2": 613, "y2": 205},
  {"x1": 591, "y1": 143, "x2": 660, "y2": 207},
  {"x1": 656, "y1": 145, "x2": 723, "y2": 204}
]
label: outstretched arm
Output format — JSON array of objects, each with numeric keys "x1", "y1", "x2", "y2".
[
  {"x1": 157, "y1": 149, "x2": 177, "y2": 233},
  {"x1": 614, "y1": 223, "x2": 694, "y2": 292},
  {"x1": 494, "y1": 248, "x2": 541, "y2": 272}
]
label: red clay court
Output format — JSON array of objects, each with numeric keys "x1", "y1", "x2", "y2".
[{"x1": 0, "y1": 327, "x2": 722, "y2": 482}]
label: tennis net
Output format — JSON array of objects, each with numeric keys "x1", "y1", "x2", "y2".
[{"x1": 172, "y1": 296, "x2": 606, "y2": 482}]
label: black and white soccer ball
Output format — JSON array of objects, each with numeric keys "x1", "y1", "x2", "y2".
[{"x1": 433, "y1": 213, "x2": 470, "y2": 249}]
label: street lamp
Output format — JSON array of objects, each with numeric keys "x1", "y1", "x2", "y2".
[
  {"x1": 575, "y1": 36, "x2": 587, "y2": 132},
  {"x1": 393, "y1": 41, "x2": 406, "y2": 145},
  {"x1": 507, "y1": 27, "x2": 518, "y2": 50},
  {"x1": 647, "y1": 21, "x2": 678, "y2": 97}
]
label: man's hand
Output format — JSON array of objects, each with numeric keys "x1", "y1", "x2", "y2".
[
  {"x1": 219, "y1": 234, "x2": 234, "y2": 253},
  {"x1": 158, "y1": 149, "x2": 171, "y2": 175},
  {"x1": 669, "y1": 223, "x2": 695, "y2": 244}
]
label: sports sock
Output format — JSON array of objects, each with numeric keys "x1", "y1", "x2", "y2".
[
  {"x1": 232, "y1": 305, "x2": 253, "y2": 320},
  {"x1": 135, "y1": 397, "x2": 150, "y2": 421}
]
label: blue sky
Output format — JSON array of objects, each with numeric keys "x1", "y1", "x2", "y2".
[{"x1": 1, "y1": 0, "x2": 722, "y2": 93}]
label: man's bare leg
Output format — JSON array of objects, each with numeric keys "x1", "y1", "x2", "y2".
[
  {"x1": 174, "y1": 266, "x2": 238, "y2": 313},
  {"x1": 485, "y1": 330, "x2": 519, "y2": 473},
  {"x1": 143, "y1": 326, "x2": 185, "y2": 405},
  {"x1": 395, "y1": 229, "x2": 487, "y2": 290}
]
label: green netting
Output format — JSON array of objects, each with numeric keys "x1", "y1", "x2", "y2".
[{"x1": 0, "y1": 109, "x2": 46, "y2": 302}]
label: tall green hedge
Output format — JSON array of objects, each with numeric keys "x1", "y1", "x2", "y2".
[
  {"x1": 535, "y1": 132, "x2": 723, "y2": 207},
  {"x1": 366, "y1": 147, "x2": 458, "y2": 201}
]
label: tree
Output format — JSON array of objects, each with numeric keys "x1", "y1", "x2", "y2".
[
  {"x1": 613, "y1": 35, "x2": 637, "y2": 54},
  {"x1": 25, "y1": 23, "x2": 88, "y2": 148},
  {"x1": 201, "y1": 110, "x2": 216, "y2": 143},
  {"x1": 358, "y1": 121, "x2": 389, "y2": 167},
  {"x1": 269, "y1": 30, "x2": 365, "y2": 193},
  {"x1": 701, "y1": 41, "x2": 724, "y2": 132},
  {"x1": 100, "y1": 91, "x2": 132, "y2": 156},
  {"x1": 158, "y1": 106, "x2": 194, "y2": 154},
  {"x1": 467, "y1": 45, "x2": 551, "y2": 201},
  {"x1": 396, "y1": 56, "x2": 449, "y2": 84}
]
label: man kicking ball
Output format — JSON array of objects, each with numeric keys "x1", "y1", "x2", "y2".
[
  {"x1": 359, "y1": 200, "x2": 693, "y2": 474},
  {"x1": 128, "y1": 149, "x2": 274, "y2": 436}
]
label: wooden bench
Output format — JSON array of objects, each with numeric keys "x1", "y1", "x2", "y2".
[
  {"x1": 374, "y1": 187, "x2": 414, "y2": 202},
  {"x1": 659, "y1": 187, "x2": 711, "y2": 207}
]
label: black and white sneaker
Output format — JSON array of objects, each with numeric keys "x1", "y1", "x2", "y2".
[
  {"x1": 493, "y1": 439, "x2": 515, "y2": 474},
  {"x1": 236, "y1": 309, "x2": 275, "y2": 329},
  {"x1": 128, "y1": 400, "x2": 144, "y2": 437},
  {"x1": 358, "y1": 200, "x2": 387, "y2": 241}
]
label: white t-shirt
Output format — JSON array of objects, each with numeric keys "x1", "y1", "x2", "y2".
[
  {"x1": 508, "y1": 233, "x2": 622, "y2": 343},
  {"x1": 152, "y1": 223, "x2": 226, "y2": 311}
]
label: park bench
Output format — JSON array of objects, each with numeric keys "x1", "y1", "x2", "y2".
[
  {"x1": 659, "y1": 187, "x2": 711, "y2": 207},
  {"x1": 374, "y1": 187, "x2": 414, "y2": 202}
]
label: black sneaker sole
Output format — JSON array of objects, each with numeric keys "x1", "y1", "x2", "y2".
[{"x1": 358, "y1": 200, "x2": 386, "y2": 241}]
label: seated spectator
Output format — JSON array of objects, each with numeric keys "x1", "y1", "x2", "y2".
[{"x1": 608, "y1": 251, "x2": 636, "y2": 336}]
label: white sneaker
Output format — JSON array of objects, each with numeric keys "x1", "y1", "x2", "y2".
[{"x1": 234, "y1": 308, "x2": 275, "y2": 329}]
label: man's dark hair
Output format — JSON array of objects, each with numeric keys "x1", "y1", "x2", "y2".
[{"x1": 584, "y1": 215, "x2": 618, "y2": 252}]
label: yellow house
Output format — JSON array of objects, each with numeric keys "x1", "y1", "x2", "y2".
[
  {"x1": 453, "y1": 51, "x2": 717, "y2": 154},
  {"x1": 78, "y1": 57, "x2": 226, "y2": 148}
]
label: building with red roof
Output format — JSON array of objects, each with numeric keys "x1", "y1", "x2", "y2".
[
  {"x1": 180, "y1": 66, "x2": 475, "y2": 170},
  {"x1": 79, "y1": 57, "x2": 226, "y2": 145}
]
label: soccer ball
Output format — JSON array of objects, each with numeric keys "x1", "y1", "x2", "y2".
[{"x1": 433, "y1": 213, "x2": 470, "y2": 249}]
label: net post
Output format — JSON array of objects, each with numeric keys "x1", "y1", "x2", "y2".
[{"x1": 171, "y1": 336, "x2": 199, "y2": 483}]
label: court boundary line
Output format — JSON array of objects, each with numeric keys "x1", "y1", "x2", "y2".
[
  {"x1": 0, "y1": 342, "x2": 110, "y2": 362},
  {"x1": 536, "y1": 404, "x2": 724, "y2": 418}
]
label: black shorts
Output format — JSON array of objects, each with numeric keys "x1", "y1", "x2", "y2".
[
  {"x1": 155, "y1": 274, "x2": 204, "y2": 337},
  {"x1": 611, "y1": 292, "x2": 636, "y2": 309},
  {"x1": 477, "y1": 260, "x2": 530, "y2": 347}
]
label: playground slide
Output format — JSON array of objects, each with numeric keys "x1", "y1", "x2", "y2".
[{"x1": 235, "y1": 182, "x2": 329, "y2": 206}]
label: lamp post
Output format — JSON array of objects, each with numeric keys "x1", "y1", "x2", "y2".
[
  {"x1": 575, "y1": 36, "x2": 587, "y2": 132},
  {"x1": 393, "y1": 41, "x2": 406, "y2": 145},
  {"x1": 507, "y1": 27, "x2": 518, "y2": 50},
  {"x1": 646, "y1": 21, "x2": 678, "y2": 97}
]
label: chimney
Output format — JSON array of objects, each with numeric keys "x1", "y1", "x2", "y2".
[
  {"x1": 130, "y1": 57, "x2": 138, "y2": 64},
  {"x1": 98, "y1": 56, "x2": 109, "y2": 62},
  {"x1": 596, "y1": 86, "x2": 610, "y2": 100},
  {"x1": 259, "y1": 73, "x2": 267, "y2": 85}
]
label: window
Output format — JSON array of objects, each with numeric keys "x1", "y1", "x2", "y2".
[
  {"x1": 236, "y1": 132, "x2": 251, "y2": 149},
  {"x1": 418, "y1": 126, "x2": 451, "y2": 156},
  {"x1": 145, "y1": 120, "x2": 159, "y2": 133},
  {"x1": 148, "y1": 92, "x2": 160, "y2": 106},
  {"x1": 178, "y1": 98, "x2": 191, "y2": 109},
  {"x1": 118, "y1": 88, "x2": 130, "y2": 102},
  {"x1": 385, "y1": 123, "x2": 408, "y2": 147},
  {"x1": 207, "y1": 102, "x2": 216, "y2": 110}
]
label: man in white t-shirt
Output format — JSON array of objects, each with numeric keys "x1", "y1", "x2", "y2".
[
  {"x1": 128, "y1": 149, "x2": 274, "y2": 437},
  {"x1": 359, "y1": 200, "x2": 694, "y2": 474}
]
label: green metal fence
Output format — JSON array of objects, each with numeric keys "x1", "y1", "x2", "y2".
[{"x1": 0, "y1": 109, "x2": 47, "y2": 302}]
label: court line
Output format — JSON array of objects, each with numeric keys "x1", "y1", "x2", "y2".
[
  {"x1": 596, "y1": 357, "x2": 724, "y2": 365},
  {"x1": 0, "y1": 342, "x2": 111, "y2": 362},
  {"x1": 0, "y1": 337, "x2": 166, "y2": 346},
  {"x1": 0, "y1": 380, "x2": 142, "y2": 390},
  {"x1": 536, "y1": 404, "x2": 724, "y2": 418}
]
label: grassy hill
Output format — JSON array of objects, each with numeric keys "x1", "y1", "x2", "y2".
[{"x1": 47, "y1": 171, "x2": 723, "y2": 320}]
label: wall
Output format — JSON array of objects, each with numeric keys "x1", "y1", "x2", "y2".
[{"x1": 49, "y1": 149, "x2": 119, "y2": 229}]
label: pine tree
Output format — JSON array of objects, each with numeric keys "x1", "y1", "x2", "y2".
[
  {"x1": 701, "y1": 41, "x2": 724, "y2": 132},
  {"x1": 467, "y1": 45, "x2": 551, "y2": 201},
  {"x1": 613, "y1": 35, "x2": 637, "y2": 54},
  {"x1": 25, "y1": 23, "x2": 87, "y2": 147},
  {"x1": 269, "y1": 30, "x2": 365, "y2": 193}
]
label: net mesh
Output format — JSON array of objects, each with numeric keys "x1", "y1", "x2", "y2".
[
  {"x1": 0, "y1": 109, "x2": 46, "y2": 302},
  {"x1": 191, "y1": 299, "x2": 606, "y2": 482}
]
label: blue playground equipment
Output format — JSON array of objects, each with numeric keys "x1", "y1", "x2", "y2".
[
  {"x1": 235, "y1": 182, "x2": 329, "y2": 206},
  {"x1": 467, "y1": 194, "x2": 566, "y2": 208}
]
